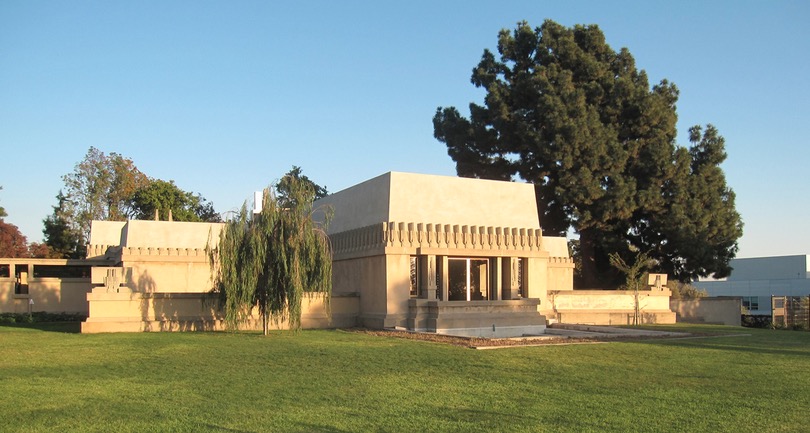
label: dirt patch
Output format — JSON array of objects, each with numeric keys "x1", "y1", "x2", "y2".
[{"x1": 345, "y1": 328, "x2": 687, "y2": 349}]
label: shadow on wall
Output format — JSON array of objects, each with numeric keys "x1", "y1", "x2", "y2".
[
  {"x1": 133, "y1": 269, "x2": 221, "y2": 331},
  {"x1": 137, "y1": 270, "x2": 157, "y2": 331}
]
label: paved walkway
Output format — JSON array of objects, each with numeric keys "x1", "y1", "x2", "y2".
[{"x1": 544, "y1": 323, "x2": 691, "y2": 338}]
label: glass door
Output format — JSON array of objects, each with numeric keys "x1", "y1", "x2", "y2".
[{"x1": 447, "y1": 258, "x2": 489, "y2": 301}]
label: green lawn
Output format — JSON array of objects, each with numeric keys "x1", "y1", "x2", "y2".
[{"x1": 1, "y1": 324, "x2": 808, "y2": 433}]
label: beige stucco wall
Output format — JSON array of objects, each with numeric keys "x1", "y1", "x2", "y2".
[
  {"x1": 331, "y1": 254, "x2": 390, "y2": 328},
  {"x1": 85, "y1": 220, "x2": 224, "y2": 294},
  {"x1": 89, "y1": 221, "x2": 127, "y2": 248},
  {"x1": 670, "y1": 297, "x2": 742, "y2": 326},
  {"x1": 82, "y1": 290, "x2": 358, "y2": 333},
  {"x1": 315, "y1": 172, "x2": 541, "y2": 234},
  {"x1": 0, "y1": 278, "x2": 92, "y2": 314},
  {"x1": 89, "y1": 220, "x2": 223, "y2": 255},
  {"x1": 546, "y1": 289, "x2": 676, "y2": 325},
  {"x1": 0, "y1": 259, "x2": 113, "y2": 315}
]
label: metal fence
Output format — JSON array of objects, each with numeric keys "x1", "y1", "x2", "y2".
[{"x1": 772, "y1": 295, "x2": 810, "y2": 329}]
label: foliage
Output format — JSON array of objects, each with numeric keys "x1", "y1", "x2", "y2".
[
  {"x1": 0, "y1": 185, "x2": 6, "y2": 218},
  {"x1": 667, "y1": 281, "x2": 708, "y2": 300},
  {"x1": 1, "y1": 326, "x2": 809, "y2": 432},
  {"x1": 60, "y1": 147, "x2": 149, "y2": 242},
  {"x1": 638, "y1": 125, "x2": 743, "y2": 281},
  {"x1": 50, "y1": 148, "x2": 221, "y2": 253},
  {"x1": 0, "y1": 187, "x2": 53, "y2": 258},
  {"x1": 276, "y1": 166, "x2": 328, "y2": 207},
  {"x1": 209, "y1": 174, "x2": 333, "y2": 335},
  {"x1": 433, "y1": 20, "x2": 742, "y2": 286},
  {"x1": 0, "y1": 219, "x2": 32, "y2": 258},
  {"x1": 742, "y1": 315, "x2": 772, "y2": 329},
  {"x1": 608, "y1": 250, "x2": 654, "y2": 325},
  {"x1": 608, "y1": 250, "x2": 653, "y2": 292},
  {"x1": 43, "y1": 191, "x2": 86, "y2": 258},
  {"x1": 0, "y1": 311, "x2": 87, "y2": 324},
  {"x1": 129, "y1": 179, "x2": 222, "y2": 222}
]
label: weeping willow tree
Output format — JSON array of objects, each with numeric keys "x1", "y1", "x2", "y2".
[{"x1": 208, "y1": 175, "x2": 333, "y2": 335}]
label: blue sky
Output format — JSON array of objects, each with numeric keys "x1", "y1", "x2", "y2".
[{"x1": 1, "y1": 0, "x2": 808, "y2": 259}]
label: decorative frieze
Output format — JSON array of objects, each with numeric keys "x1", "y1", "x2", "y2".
[
  {"x1": 329, "y1": 221, "x2": 556, "y2": 256},
  {"x1": 87, "y1": 244, "x2": 208, "y2": 260}
]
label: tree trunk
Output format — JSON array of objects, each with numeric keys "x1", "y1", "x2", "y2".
[{"x1": 577, "y1": 228, "x2": 601, "y2": 289}]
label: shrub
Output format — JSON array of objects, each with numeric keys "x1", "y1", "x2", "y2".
[
  {"x1": 742, "y1": 315, "x2": 771, "y2": 328},
  {"x1": 0, "y1": 312, "x2": 86, "y2": 324}
]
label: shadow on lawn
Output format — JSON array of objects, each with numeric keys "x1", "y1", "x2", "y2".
[
  {"x1": 0, "y1": 321, "x2": 82, "y2": 333},
  {"x1": 203, "y1": 422, "x2": 350, "y2": 433},
  {"x1": 670, "y1": 340, "x2": 810, "y2": 357},
  {"x1": 640, "y1": 334, "x2": 810, "y2": 357}
]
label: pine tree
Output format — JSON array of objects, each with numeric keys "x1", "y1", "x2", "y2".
[{"x1": 434, "y1": 20, "x2": 741, "y2": 285}]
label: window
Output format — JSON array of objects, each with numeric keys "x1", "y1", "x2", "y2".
[
  {"x1": 517, "y1": 258, "x2": 526, "y2": 298},
  {"x1": 33, "y1": 265, "x2": 91, "y2": 278},
  {"x1": 14, "y1": 264, "x2": 29, "y2": 295},
  {"x1": 742, "y1": 296, "x2": 759, "y2": 311},
  {"x1": 0, "y1": 264, "x2": 9, "y2": 278},
  {"x1": 409, "y1": 256, "x2": 419, "y2": 298},
  {"x1": 448, "y1": 258, "x2": 490, "y2": 301}
]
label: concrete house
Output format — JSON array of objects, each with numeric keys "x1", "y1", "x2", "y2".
[{"x1": 314, "y1": 172, "x2": 574, "y2": 337}]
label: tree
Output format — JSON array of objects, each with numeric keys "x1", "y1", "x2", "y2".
[
  {"x1": 639, "y1": 125, "x2": 743, "y2": 281},
  {"x1": 129, "y1": 179, "x2": 222, "y2": 223},
  {"x1": 43, "y1": 191, "x2": 86, "y2": 259},
  {"x1": 433, "y1": 20, "x2": 742, "y2": 286},
  {"x1": 275, "y1": 166, "x2": 328, "y2": 208},
  {"x1": 667, "y1": 281, "x2": 707, "y2": 300},
  {"x1": 209, "y1": 174, "x2": 333, "y2": 335},
  {"x1": 0, "y1": 186, "x2": 6, "y2": 218},
  {"x1": 0, "y1": 220, "x2": 30, "y2": 258},
  {"x1": 0, "y1": 189, "x2": 52, "y2": 258},
  {"x1": 61, "y1": 147, "x2": 149, "y2": 242},
  {"x1": 609, "y1": 250, "x2": 654, "y2": 325}
]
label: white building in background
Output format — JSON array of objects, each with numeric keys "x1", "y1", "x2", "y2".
[{"x1": 693, "y1": 255, "x2": 810, "y2": 315}]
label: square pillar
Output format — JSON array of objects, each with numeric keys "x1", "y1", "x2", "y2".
[
  {"x1": 502, "y1": 257, "x2": 521, "y2": 300},
  {"x1": 419, "y1": 255, "x2": 437, "y2": 299},
  {"x1": 439, "y1": 255, "x2": 448, "y2": 301}
]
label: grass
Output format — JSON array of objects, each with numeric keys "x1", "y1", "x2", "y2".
[{"x1": 1, "y1": 324, "x2": 808, "y2": 433}]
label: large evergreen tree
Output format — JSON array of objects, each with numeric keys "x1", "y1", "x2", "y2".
[
  {"x1": 433, "y1": 20, "x2": 741, "y2": 285},
  {"x1": 209, "y1": 174, "x2": 332, "y2": 335},
  {"x1": 42, "y1": 191, "x2": 86, "y2": 259}
]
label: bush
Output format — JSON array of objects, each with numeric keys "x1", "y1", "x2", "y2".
[
  {"x1": 668, "y1": 281, "x2": 708, "y2": 300},
  {"x1": 742, "y1": 315, "x2": 771, "y2": 328},
  {"x1": 0, "y1": 312, "x2": 86, "y2": 324}
]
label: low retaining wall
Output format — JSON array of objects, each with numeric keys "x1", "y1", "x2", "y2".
[
  {"x1": 670, "y1": 297, "x2": 741, "y2": 326},
  {"x1": 546, "y1": 289, "x2": 675, "y2": 325},
  {"x1": 81, "y1": 290, "x2": 359, "y2": 333},
  {"x1": 407, "y1": 298, "x2": 546, "y2": 337}
]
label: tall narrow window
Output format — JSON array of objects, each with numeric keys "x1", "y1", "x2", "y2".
[
  {"x1": 14, "y1": 264, "x2": 29, "y2": 295},
  {"x1": 435, "y1": 257, "x2": 443, "y2": 300},
  {"x1": 517, "y1": 258, "x2": 526, "y2": 298},
  {"x1": 409, "y1": 256, "x2": 419, "y2": 298}
]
